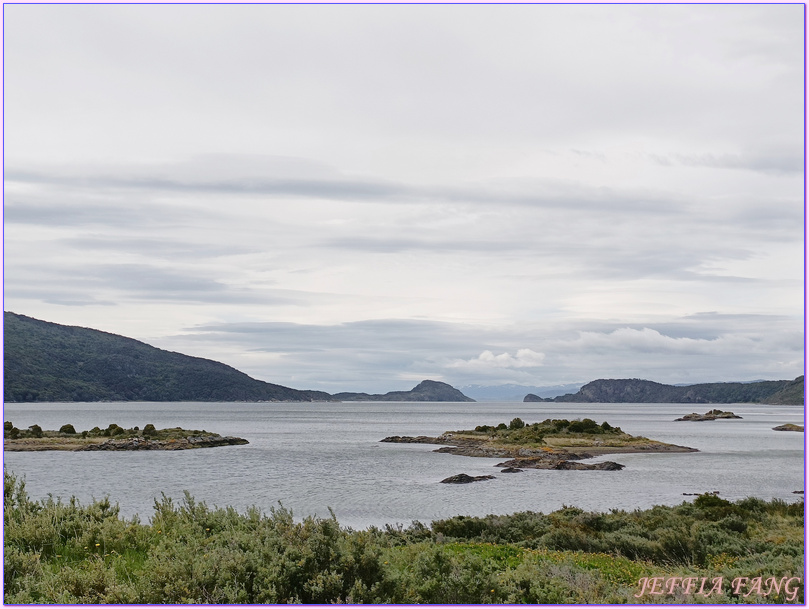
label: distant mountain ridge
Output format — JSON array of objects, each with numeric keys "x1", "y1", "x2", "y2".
[
  {"x1": 3, "y1": 312, "x2": 474, "y2": 403},
  {"x1": 333, "y1": 380, "x2": 475, "y2": 402},
  {"x1": 460, "y1": 383, "x2": 583, "y2": 402},
  {"x1": 524, "y1": 377, "x2": 804, "y2": 405}
]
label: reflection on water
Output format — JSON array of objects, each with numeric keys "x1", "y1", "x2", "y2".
[{"x1": 3, "y1": 401, "x2": 804, "y2": 530}]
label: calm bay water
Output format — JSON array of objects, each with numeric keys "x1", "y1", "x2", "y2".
[{"x1": 3, "y1": 401, "x2": 804, "y2": 530}]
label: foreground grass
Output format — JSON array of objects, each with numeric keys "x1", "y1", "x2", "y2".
[{"x1": 4, "y1": 471, "x2": 803, "y2": 604}]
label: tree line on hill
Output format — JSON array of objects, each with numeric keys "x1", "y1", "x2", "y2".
[{"x1": 524, "y1": 377, "x2": 804, "y2": 405}]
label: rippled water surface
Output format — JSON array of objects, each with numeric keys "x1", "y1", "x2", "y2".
[{"x1": 3, "y1": 402, "x2": 804, "y2": 529}]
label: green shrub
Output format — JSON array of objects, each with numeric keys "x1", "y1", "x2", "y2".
[
  {"x1": 27, "y1": 425, "x2": 43, "y2": 439},
  {"x1": 508, "y1": 418, "x2": 525, "y2": 430},
  {"x1": 142, "y1": 424, "x2": 156, "y2": 436},
  {"x1": 4, "y1": 422, "x2": 19, "y2": 439},
  {"x1": 59, "y1": 424, "x2": 77, "y2": 435},
  {"x1": 2, "y1": 470, "x2": 803, "y2": 605},
  {"x1": 567, "y1": 419, "x2": 599, "y2": 433},
  {"x1": 694, "y1": 493, "x2": 732, "y2": 509},
  {"x1": 103, "y1": 424, "x2": 124, "y2": 437}
]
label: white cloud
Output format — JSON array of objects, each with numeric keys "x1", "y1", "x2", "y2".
[
  {"x1": 564, "y1": 327, "x2": 750, "y2": 355},
  {"x1": 449, "y1": 349, "x2": 546, "y2": 371}
]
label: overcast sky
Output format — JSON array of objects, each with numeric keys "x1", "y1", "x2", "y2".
[{"x1": 3, "y1": 4, "x2": 804, "y2": 394}]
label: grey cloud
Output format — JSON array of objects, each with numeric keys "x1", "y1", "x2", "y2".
[
  {"x1": 6, "y1": 263, "x2": 303, "y2": 307},
  {"x1": 4, "y1": 200, "x2": 162, "y2": 228},
  {"x1": 58, "y1": 237, "x2": 257, "y2": 260},
  {"x1": 184, "y1": 319, "x2": 482, "y2": 353},
  {"x1": 648, "y1": 151, "x2": 804, "y2": 175},
  {"x1": 157, "y1": 314, "x2": 803, "y2": 393},
  {"x1": 324, "y1": 237, "x2": 530, "y2": 254},
  {"x1": 4, "y1": 163, "x2": 686, "y2": 215},
  {"x1": 5, "y1": 168, "x2": 415, "y2": 202},
  {"x1": 725, "y1": 201, "x2": 804, "y2": 235},
  {"x1": 7, "y1": 287, "x2": 118, "y2": 307},
  {"x1": 3, "y1": 195, "x2": 216, "y2": 229}
]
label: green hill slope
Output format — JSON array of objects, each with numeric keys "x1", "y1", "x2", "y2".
[
  {"x1": 762, "y1": 375, "x2": 805, "y2": 405},
  {"x1": 533, "y1": 377, "x2": 803, "y2": 405},
  {"x1": 3, "y1": 312, "x2": 332, "y2": 403}
]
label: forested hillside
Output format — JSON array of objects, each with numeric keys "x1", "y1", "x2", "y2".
[
  {"x1": 525, "y1": 377, "x2": 804, "y2": 405},
  {"x1": 3, "y1": 312, "x2": 332, "y2": 403}
]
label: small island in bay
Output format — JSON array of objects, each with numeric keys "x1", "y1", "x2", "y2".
[
  {"x1": 3, "y1": 421, "x2": 248, "y2": 451},
  {"x1": 773, "y1": 423, "x2": 804, "y2": 432},
  {"x1": 674, "y1": 409, "x2": 742, "y2": 422},
  {"x1": 382, "y1": 417, "x2": 696, "y2": 474}
]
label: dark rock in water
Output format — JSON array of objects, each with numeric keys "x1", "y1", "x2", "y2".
[
  {"x1": 792, "y1": 490, "x2": 804, "y2": 494},
  {"x1": 500, "y1": 467, "x2": 523, "y2": 473},
  {"x1": 773, "y1": 424, "x2": 804, "y2": 432},
  {"x1": 675, "y1": 409, "x2": 742, "y2": 422},
  {"x1": 79, "y1": 435, "x2": 249, "y2": 451},
  {"x1": 683, "y1": 491, "x2": 720, "y2": 496},
  {"x1": 380, "y1": 435, "x2": 439, "y2": 444},
  {"x1": 495, "y1": 455, "x2": 623, "y2": 471},
  {"x1": 553, "y1": 460, "x2": 624, "y2": 471},
  {"x1": 440, "y1": 473, "x2": 496, "y2": 484}
]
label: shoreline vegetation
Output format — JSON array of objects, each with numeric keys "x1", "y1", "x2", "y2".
[
  {"x1": 2, "y1": 422, "x2": 248, "y2": 452},
  {"x1": 382, "y1": 418, "x2": 696, "y2": 474},
  {"x1": 4, "y1": 471, "x2": 802, "y2": 604}
]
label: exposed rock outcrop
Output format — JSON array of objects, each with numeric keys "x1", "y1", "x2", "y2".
[
  {"x1": 675, "y1": 409, "x2": 741, "y2": 422},
  {"x1": 495, "y1": 456, "x2": 624, "y2": 471},
  {"x1": 78, "y1": 435, "x2": 249, "y2": 451},
  {"x1": 440, "y1": 473, "x2": 495, "y2": 484},
  {"x1": 773, "y1": 424, "x2": 804, "y2": 432}
]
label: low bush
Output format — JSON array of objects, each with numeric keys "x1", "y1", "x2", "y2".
[{"x1": 3, "y1": 472, "x2": 803, "y2": 605}]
